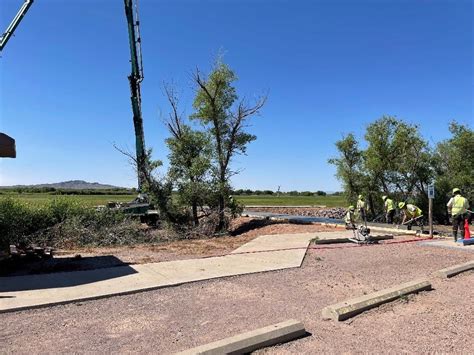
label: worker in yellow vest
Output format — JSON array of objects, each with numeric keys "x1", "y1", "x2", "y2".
[
  {"x1": 398, "y1": 202, "x2": 423, "y2": 230},
  {"x1": 447, "y1": 188, "x2": 470, "y2": 241},
  {"x1": 357, "y1": 194, "x2": 366, "y2": 222},
  {"x1": 345, "y1": 205, "x2": 356, "y2": 229},
  {"x1": 382, "y1": 195, "x2": 395, "y2": 224}
]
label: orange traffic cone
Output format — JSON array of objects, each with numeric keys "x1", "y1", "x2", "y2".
[{"x1": 465, "y1": 219, "x2": 471, "y2": 239}]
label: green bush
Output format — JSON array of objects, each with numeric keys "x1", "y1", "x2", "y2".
[{"x1": 0, "y1": 197, "x2": 145, "y2": 249}]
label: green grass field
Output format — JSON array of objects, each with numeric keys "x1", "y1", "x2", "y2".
[
  {"x1": 0, "y1": 193, "x2": 135, "y2": 206},
  {"x1": 0, "y1": 193, "x2": 347, "y2": 207}
]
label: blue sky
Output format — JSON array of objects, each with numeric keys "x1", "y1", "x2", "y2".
[{"x1": 0, "y1": 0, "x2": 472, "y2": 191}]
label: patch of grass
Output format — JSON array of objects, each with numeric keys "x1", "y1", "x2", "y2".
[
  {"x1": 2, "y1": 193, "x2": 347, "y2": 208},
  {"x1": 0, "y1": 193, "x2": 134, "y2": 207}
]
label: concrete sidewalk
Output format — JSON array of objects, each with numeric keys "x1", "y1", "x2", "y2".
[{"x1": 1, "y1": 232, "x2": 354, "y2": 313}]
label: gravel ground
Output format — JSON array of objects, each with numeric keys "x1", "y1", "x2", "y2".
[{"x1": 2, "y1": 240, "x2": 472, "y2": 354}]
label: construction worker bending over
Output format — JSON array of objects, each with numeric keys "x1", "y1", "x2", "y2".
[
  {"x1": 447, "y1": 188, "x2": 469, "y2": 241},
  {"x1": 398, "y1": 202, "x2": 423, "y2": 230},
  {"x1": 357, "y1": 194, "x2": 367, "y2": 222},
  {"x1": 382, "y1": 195, "x2": 395, "y2": 224},
  {"x1": 345, "y1": 205, "x2": 356, "y2": 229}
]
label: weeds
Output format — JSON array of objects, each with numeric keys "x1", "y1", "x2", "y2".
[{"x1": 0, "y1": 197, "x2": 147, "y2": 249}]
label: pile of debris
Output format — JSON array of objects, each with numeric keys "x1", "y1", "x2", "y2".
[{"x1": 245, "y1": 207, "x2": 345, "y2": 220}]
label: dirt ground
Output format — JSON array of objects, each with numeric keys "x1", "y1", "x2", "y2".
[
  {"x1": 2, "y1": 230, "x2": 473, "y2": 354},
  {"x1": 2, "y1": 218, "x2": 341, "y2": 276}
]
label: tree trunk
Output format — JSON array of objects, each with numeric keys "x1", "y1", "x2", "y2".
[
  {"x1": 217, "y1": 171, "x2": 226, "y2": 231},
  {"x1": 217, "y1": 194, "x2": 225, "y2": 231},
  {"x1": 192, "y1": 201, "x2": 199, "y2": 227},
  {"x1": 368, "y1": 194, "x2": 376, "y2": 219}
]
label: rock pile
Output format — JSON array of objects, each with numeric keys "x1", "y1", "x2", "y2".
[{"x1": 245, "y1": 207, "x2": 346, "y2": 220}]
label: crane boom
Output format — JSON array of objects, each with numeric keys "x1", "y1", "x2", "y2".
[
  {"x1": 124, "y1": 0, "x2": 147, "y2": 191},
  {"x1": 0, "y1": 0, "x2": 34, "y2": 51}
]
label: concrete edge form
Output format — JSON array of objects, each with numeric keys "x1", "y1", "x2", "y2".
[
  {"x1": 434, "y1": 261, "x2": 474, "y2": 278},
  {"x1": 175, "y1": 319, "x2": 306, "y2": 355},
  {"x1": 315, "y1": 235, "x2": 393, "y2": 244},
  {"x1": 321, "y1": 279, "x2": 432, "y2": 321}
]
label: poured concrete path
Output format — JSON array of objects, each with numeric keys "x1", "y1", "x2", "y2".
[
  {"x1": 419, "y1": 239, "x2": 474, "y2": 252},
  {"x1": 0, "y1": 232, "x2": 353, "y2": 313}
]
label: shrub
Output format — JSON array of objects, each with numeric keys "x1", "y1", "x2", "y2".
[{"x1": 0, "y1": 197, "x2": 146, "y2": 249}]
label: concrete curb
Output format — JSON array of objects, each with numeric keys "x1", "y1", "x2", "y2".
[
  {"x1": 434, "y1": 261, "x2": 474, "y2": 278},
  {"x1": 322, "y1": 279, "x2": 432, "y2": 321},
  {"x1": 176, "y1": 319, "x2": 306, "y2": 355}
]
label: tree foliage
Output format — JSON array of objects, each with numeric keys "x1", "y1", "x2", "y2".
[
  {"x1": 433, "y1": 122, "x2": 474, "y2": 222},
  {"x1": 329, "y1": 116, "x2": 435, "y2": 219},
  {"x1": 164, "y1": 85, "x2": 212, "y2": 226},
  {"x1": 191, "y1": 59, "x2": 266, "y2": 230},
  {"x1": 328, "y1": 133, "x2": 364, "y2": 204}
]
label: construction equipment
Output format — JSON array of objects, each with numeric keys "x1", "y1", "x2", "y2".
[
  {"x1": 124, "y1": 0, "x2": 148, "y2": 191},
  {"x1": 103, "y1": 193, "x2": 159, "y2": 226},
  {"x1": 1, "y1": 0, "x2": 34, "y2": 157},
  {"x1": 0, "y1": 0, "x2": 34, "y2": 51},
  {"x1": 349, "y1": 211, "x2": 374, "y2": 244},
  {"x1": 348, "y1": 225, "x2": 374, "y2": 244},
  {"x1": 1, "y1": 0, "x2": 148, "y2": 191}
]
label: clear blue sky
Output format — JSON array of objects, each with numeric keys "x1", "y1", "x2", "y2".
[{"x1": 0, "y1": 0, "x2": 472, "y2": 191}]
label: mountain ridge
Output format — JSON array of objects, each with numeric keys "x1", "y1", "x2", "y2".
[{"x1": 0, "y1": 180, "x2": 126, "y2": 190}]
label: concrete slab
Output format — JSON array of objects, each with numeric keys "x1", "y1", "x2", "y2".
[
  {"x1": 322, "y1": 279, "x2": 432, "y2": 321},
  {"x1": 232, "y1": 233, "x2": 315, "y2": 253},
  {"x1": 0, "y1": 232, "x2": 320, "y2": 313},
  {"x1": 434, "y1": 261, "x2": 474, "y2": 278},
  {"x1": 176, "y1": 319, "x2": 306, "y2": 355},
  {"x1": 419, "y1": 239, "x2": 474, "y2": 252}
]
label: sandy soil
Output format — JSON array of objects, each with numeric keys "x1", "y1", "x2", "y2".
[{"x1": 2, "y1": 239, "x2": 472, "y2": 354}]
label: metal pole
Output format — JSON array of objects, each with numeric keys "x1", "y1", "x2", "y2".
[
  {"x1": 124, "y1": 0, "x2": 147, "y2": 191},
  {"x1": 0, "y1": 0, "x2": 34, "y2": 51},
  {"x1": 429, "y1": 197, "x2": 433, "y2": 238}
]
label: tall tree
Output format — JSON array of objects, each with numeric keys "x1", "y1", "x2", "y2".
[
  {"x1": 164, "y1": 85, "x2": 212, "y2": 226},
  {"x1": 330, "y1": 116, "x2": 434, "y2": 218},
  {"x1": 191, "y1": 60, "x2": 266, "y2": 230},
  {"x1": 364, "y1": 116, "x2": 433, "y2": 199},
  {"x1": 433, "y1": 122, "x2": 474, "y2": 222},
  {"x1": 328, "y1": 133, "x2": 364, "y2": 205}
]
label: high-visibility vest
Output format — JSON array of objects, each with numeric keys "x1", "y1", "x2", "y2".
[
  {"x1": 385, "y1": 198, "x2": 395, "y2": 212},
  {"x1": 357, "y1": 199, "x2": 365, "y2": 209},
  {"x1": 452, "y1": 195, "x2": 468, "y2": 216},
  {"x1": 406, "y1": 204, "x2": 422, "y2": 218},
  {"x1": 345, "y1": 211, "x2": 354, "y2": 224}
]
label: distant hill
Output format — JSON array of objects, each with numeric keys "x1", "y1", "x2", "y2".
[{"x1": 1, "y1": 180, "x2": 125, "y2": 190}]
